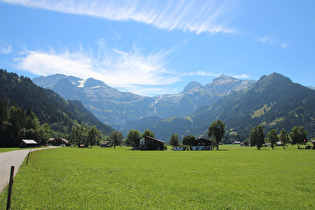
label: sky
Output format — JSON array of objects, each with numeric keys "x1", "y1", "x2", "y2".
[{"x1": 0, "y1": 0, "x2": 314, "y2": 96}]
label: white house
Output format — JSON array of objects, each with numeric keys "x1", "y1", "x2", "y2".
[{"x1": 173, "y1": 145, "x2": 185, "y2": 151}]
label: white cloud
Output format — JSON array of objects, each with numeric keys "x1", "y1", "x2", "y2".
[
  {"x1": 232, "y1": 74, "x2": 250, "y2": 79},
  {"x1": 258, "y1": 36, "x2": 288, "y2": 49},
  {"x1": 0, "y1": 40, "x2": 12, "y2": 54},
  {"x1": 2, "y1": 0, "x2": 238, "y2": 35},
  {"x1": 14, "y1": 44, "x2": 179, "y2": 95},
  {"x1": 186, "y1": 70, "x2": 220, "y2": 77},
  {"x1": 258, "y1": 36, "x2": 273, "y2": 44}
]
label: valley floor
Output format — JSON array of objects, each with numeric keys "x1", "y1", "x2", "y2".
[{"x1": 0, "y1": 145, "x2": 314, "y2": 209}]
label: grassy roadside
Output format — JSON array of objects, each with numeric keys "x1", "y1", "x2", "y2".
[
  {"x1": 0, "y1": 147, "x2": 30, "y2": 153},
  {"x1": 0, "y1": 146, "x2": 47, "y2": 153},
  {"x1": 0, "y1": 146, "x2": 314, "y2": 209}
]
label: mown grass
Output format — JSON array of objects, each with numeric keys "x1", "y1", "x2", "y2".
[
  {"x1": 0, "y1": 147, "x2": 27, "y2": 153},
  {"x1": 0, "y1": 146, "x2": 46, "y2": 153},
  {"x1": 0, "y1": 145, "x2": 314, "y2": 209}
]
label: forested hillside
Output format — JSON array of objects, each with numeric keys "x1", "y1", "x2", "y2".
[
  {"x1": 132, "y1": 73, "x2": 315, "y2": 141},
  {"x1": 0, "y1": 70, "x2": 114, "y2": 140},
  {"x1": 191, "y1": 73, "x2": 315, "y2": 138},
  {"x1": 33, "y1": 74, "x2": 255, "y2": 130}
]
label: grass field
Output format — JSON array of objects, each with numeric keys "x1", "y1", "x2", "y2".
[
  {"x1": 0, "y1": 147, "x2": 27, "y2": 153},
  {"x1": 0, "y1": 145, "x2": 314, "y2": 209},
  {"x1": 0, "y1": 146, "x2": 46, "y2": 153}
]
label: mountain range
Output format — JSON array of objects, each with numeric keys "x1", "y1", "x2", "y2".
[
  {"x1": 0, "y1": 70, "x2": 114, "y2": 137},
  {"x1": 33, "y1": 74, "x2": 255, "y2": 130},
  {"x1": 182, "y1": 73, "x2": 315, "y2": 138},
  {"x1": 33, "y1": 73, "x2": 315, "y2": 141}
]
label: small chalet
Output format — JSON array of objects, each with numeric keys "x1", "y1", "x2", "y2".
[
  {"x1": 191, "y1": 138, "x2": 212, "y2": 151},
  {"x1": 20, "y1": 139, "x2": 38, "y2": 148},
  {"x1": 276, "y1": 141, "x2": 283, "y2": 146},
  {"x1": 134, "y1": 136, "x2": 164, "y2": 150},
  {"x1": 48, "y1": 138, "x2": 71, "y2": 146},
  {"x1": 100, "y1": 142, "x2": 112, "y2": 147},
  {"x1": 173, "y1": 145, "x2": 186, "y2": 151}
]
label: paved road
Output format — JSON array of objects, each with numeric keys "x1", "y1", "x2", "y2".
[{"x1": 0, "y1": 148, "x2": 53, "y2": 194}]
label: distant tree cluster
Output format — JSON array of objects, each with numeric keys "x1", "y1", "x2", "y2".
[
  {"x1": 108, "y1": 130, "x2": 124, "y2": 149},
  {"x1": 249, "y1": 125, "x2": 265, "y2": 150},
  {"x1": 0, "y1": 99, "x2": 52, "y2": 147},
  {"x1": 70, "y1": 125, "x2": 102, "y2": 148},
  {"x1": 249, "y1": 124, "x2": 308, "y2": 149},
  {"x1": 169, "y1": 133, "x2": 179, "y2": 147},
  {"x1": 208, "y1": 120, "x2": 225, "y2": 150}
]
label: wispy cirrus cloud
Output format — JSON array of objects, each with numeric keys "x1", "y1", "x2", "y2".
[
  {"x1": 258, "y1": 36, "x2": 288, "y2": 49},
  {"x1": 14, "y1": 43, "x2": 179, "y2": 96},
  {"x1": 0, "y1": 40, "x2": 12, "y2": 54},
  {"x1": 183, "y1": 70, "x2": 250, "y2": 80},
  {"x1": 2, "y1": 0, "x2": 238, "y2": 35}
]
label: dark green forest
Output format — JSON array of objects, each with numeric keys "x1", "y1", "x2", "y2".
[
  {"x1": 1, "y1": 70, "x2": 314, "y2": 146},
  {"x1": 0, "y1": 69, "x2": 114, "y2": 147},
  {"x1": 126, "y1": 73, "x2": 315, "y2": 141},
  {"x1": 190, "y1": 73, "x2": 315, "y2": 139},
  {"x1": 0, "y1": 100, "x2": 51, "y2": 146}
]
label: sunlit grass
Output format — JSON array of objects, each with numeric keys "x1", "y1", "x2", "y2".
[
  {"x1": 0, "y1": 147, "x2": 29, "y2": 153},
  {"x1": 0, "y1": 146, "x2": 314, "y2": 209}
]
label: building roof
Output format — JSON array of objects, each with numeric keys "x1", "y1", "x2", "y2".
[
  {"x1": 22, "y1": 139, "x2": 38, "y2": 144},
  {"x1": 142, "y1": 136, "x2": 164, "y2": 143},
  {"x1": 48, "y1": 138, "x2": 70, "y2": 145}
]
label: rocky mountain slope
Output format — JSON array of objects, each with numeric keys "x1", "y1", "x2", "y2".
[
  {"x1": 0, "y1": 70, "x2": 114, "y2": 136},
  {"x1": 134, "y1": 73, "x2": 315, "y2": 141},
  {"x1": 33, "y1": 74, "x2": 255, "y2": 130}
]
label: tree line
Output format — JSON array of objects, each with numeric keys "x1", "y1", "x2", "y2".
[
  {"x1": 0, "y1": 99, "x2": 52, "y2": 147},
  {"x1": 69, "y1": 128, "x2": 157, "y2": 149},
  {"x1": 167, "y1": 119, "x2": 311, "y2": 151},
  {"x1": 0, "y1": 99, "x2": 108, "y2": 148},
  {"x1": 249, "y1": 125, "x2": 308, "y2": 150}
]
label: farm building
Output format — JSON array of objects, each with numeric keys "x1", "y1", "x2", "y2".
[
  {"x1": 100, "y1": 142, "x2": 112, "y2": 147},
  {"x1": 173, "y1": 145, "x2": 187, "y2": 151},
  {"x1": 19, "y1": 139, "x2": 38, "y2": 148},
  {"x1": 191, "y1": 138, "x2": 212, "y2": 151},
  {"x1": 134, "y1": 136, "x2": 164, "y2": 150},
  {"x1": 48, "y1": 138, "x2": 71, "y2": 146}
]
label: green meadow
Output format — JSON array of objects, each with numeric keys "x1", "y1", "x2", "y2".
[
  {"x1": 0, "y1": 147, "x2": 28, "y2": 153},
  {"x1": 0, "y1": 146, "x2": 314, "y2": 209}
]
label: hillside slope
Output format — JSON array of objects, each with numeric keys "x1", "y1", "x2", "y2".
[
  {"x1": 33, "y1": 74, "x2": 255, "y2": 129},
  {"x1": 192, "y1": 73, "x2": 315, "y2": 138},
  {"x1": 134, "y1": 73, "x2": 315, "y2": 141},
  {"x1": 0, "y1": 70, "x2": 114, "y2": 135}
]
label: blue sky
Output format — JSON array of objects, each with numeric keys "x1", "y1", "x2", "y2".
[{"x1": 0, "y1": 0, "x2": 314, "y2": 96}]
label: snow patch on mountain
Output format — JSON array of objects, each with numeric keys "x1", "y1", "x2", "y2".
[{"x1": 78, "y1": 79, "x2": 86, "y2": 88}]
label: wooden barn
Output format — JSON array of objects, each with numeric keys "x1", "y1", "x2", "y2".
[
  {"x1": 100, "y1": 142, "x2": 112, "y2": 147},
  {"x1": 191, "y1": 138, "x2": 212, "y2": 151},
  {"x1": 173, "y1": 145, "x2": 187, "y2": 151},
  {"x1": 135, "y1": 136, "x2": 164, "y2": 150},
  {"x1": 48, "y1": 138, "x2": 71, "y2": 146},
  {"x1": 19, "y1": 139, "x2": 38, "y2": 148}
]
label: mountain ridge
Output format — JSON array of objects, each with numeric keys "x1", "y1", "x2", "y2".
[
  {"x1": 127, "y1": 73, "x2": 315, "y2": 141},
  {"x1": 0, "y1": 70, "x2": 114, "y2": 136},
  {"x1": 33, "y1": 74, "x2": 255, "y2": 129}
]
